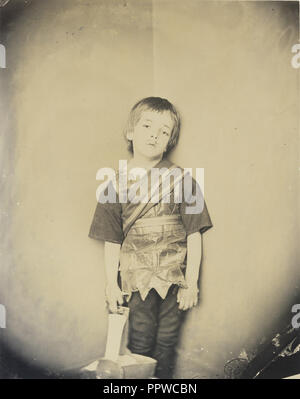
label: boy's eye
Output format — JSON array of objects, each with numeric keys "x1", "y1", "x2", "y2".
[
  {"x1": 143, "y1": 124, "x2": 150, "y2": 128},
  {"x1": 163, "y1": 131, "x2": 170, "y2": 136}
]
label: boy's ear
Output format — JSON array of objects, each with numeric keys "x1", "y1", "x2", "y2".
[{"x1": 126, "y1": 130, "x2": 133, "y2": 140}]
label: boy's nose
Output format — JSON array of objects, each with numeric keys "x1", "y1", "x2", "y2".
[{"x1": 150, "y1": 131, "x2": 158, "y2": 140}]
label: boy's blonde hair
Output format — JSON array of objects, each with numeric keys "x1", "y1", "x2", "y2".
[{"x1": 123, "y1": 97, "x2": 181, "y2": 155}]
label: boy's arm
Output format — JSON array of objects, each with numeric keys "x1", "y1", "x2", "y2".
[
  {"x1": 177, "y1": 231, "x2": 202, "y2": 310},
  {"x1": 185, "y1": 231, "x2": 202, "y2": 287},
  {"x1": 104, "y1": 241, "x2": 124, "y2": 313}
]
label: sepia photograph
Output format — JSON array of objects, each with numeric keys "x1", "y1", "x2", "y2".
[{"x1": 0, "y1": 0, "x2": 299, "y2": 385}]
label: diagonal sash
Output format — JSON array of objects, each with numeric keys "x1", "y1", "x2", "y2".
[{"x1": 123, "y1": 164, "x2": 188, "y2": 238}]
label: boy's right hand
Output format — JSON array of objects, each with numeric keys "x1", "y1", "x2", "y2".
[{"x1": 105, "y1": 284, "x2": 124, "y2": 313}]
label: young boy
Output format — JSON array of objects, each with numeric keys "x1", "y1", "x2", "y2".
[{"x1": 89, "y1": 97, "x2": 213, "y2": 378}]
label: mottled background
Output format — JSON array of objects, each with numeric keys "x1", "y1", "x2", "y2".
[{"x1": 0, "y1": 0, "x2": 299, "y2": 378}]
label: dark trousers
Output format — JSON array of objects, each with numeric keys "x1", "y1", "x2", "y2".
[{"x1": 127, "y1": 285, "x2": 186, "y2": 379}]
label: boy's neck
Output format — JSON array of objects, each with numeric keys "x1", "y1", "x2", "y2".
[{"x1": 128, "y1": 154, "x2": 164, "y2": 171}]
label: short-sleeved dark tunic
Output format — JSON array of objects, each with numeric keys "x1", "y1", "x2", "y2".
[{"x1": 89, "y1": 159, "x2": 213, "y2": 301}]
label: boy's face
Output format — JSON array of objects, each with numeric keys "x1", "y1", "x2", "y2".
[{"x1": 127, "y1": 110, "x2": 174, "y2": 160}]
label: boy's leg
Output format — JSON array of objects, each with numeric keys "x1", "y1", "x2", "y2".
[
  {"x1": 127, "y1": 289, "x2": 159, "y2": 358},
  {"x1": 152, "y1": 285, "x2": 187, "y2": 379}
]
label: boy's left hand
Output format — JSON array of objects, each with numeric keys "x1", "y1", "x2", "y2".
[{"x1": 177, "y1": 285, "x2": 199, "y2": 310}]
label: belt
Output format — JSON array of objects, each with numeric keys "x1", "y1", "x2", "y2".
[{"x1": 131, "y1": 215, "x2": 182, "y2": 228}]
